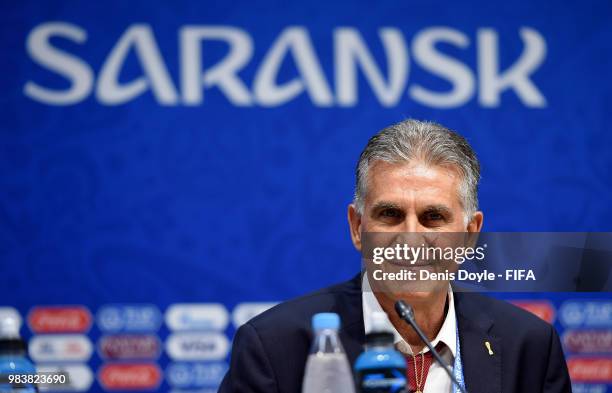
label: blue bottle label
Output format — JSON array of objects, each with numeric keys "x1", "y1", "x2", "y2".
[{"x1": 357, "y1": 367, "x2": 407, "y2": 393}]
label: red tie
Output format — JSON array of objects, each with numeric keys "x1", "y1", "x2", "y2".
[{"x1": 404, "y1": 343, "x2": 445, "y2": 393}]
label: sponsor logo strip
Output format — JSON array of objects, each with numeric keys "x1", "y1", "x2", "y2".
[
  {"x1": 560, "y1": 301, "x2": 612, "y2": 328},
  {"x1": 28, "y1": 306, "x2": 91, "y2": 333},
  {"x1": 567, "y1": 358, "x2": 612, "y2": 383},
  {"x1": 165, "y1": 304, "x2": 229, "y2": 331},
  {"x1": 563, "y1": 330, "x2": 612, "y2": 354},
  {"x1": 510, "y1": 300, "x2": 556, "y2": 324},
  {"x1": 97, "y1": 304, "x2": 162, "y2": 333},
  {"x1": 98, "y1": 364, "x2": 161, "y2": 390},
  {"x1": 98, "y1": 334, "x2": 161, "y2": 360},
  {"x1": 166, "y1": 333, "x2": 229, "y2": 361},
  {"x1": 29, "y1": 335, "x2": 93, "y2": 362},
  {"x1": 166, "y1": 362, "x2": 228, "y2": 388}
]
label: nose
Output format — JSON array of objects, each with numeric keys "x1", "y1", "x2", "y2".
[
  {"x1": 399, "y1": 213, "x2": 421, "y2": 233},
  {"x1": 396, "y1": 213, "x2": 438, "y2": 249}
]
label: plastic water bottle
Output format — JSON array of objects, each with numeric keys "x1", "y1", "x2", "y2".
[
  {"x1": 354, "y1": 312, "x2": 407, "y2": 393},
  {"x1": 0, "y1": 315, "x2": 37, "y2": 392},
  {"x1": 302, "y1": 313, "x2": 356, "y2": 393}
]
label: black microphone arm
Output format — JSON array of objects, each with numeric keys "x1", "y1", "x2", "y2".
[{"x1": 394, "y1": 300, "x2": 468, "y2": 393}]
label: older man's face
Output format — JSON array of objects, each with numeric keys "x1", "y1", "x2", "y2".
[
  {"x1": 349, "y1": 159, "x2": 483, "y2": 295},
  {"x1": 363, "y1": 160, "x2": 478, "y2": 232}
]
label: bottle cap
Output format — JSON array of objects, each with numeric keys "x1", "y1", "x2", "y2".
[
  {"x1": 366, "y1": 312, "x2": 395, "y2": 346},
  {"x1": 370, "y1": 312, "x2": 391, "y2": 333},
  {"x1": 0, "y1": 316, "x2": 20, "y2": 339},
  {"x1": 312, "y1": 313, "x2": 340, "y2": 331}
]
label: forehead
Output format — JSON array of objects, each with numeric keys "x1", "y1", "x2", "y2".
[{"x1": 365, "y1": 160, "x2": 463, "y2": 208}]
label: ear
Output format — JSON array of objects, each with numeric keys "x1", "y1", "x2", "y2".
[
  {"x1": 347, "y1": 204, "x2": 363, "y2": 251},
  {"x1": 467, "y1": 211, "x2": 484, "y2": 233}
]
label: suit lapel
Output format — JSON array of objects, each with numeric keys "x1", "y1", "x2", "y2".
[
  {"x1": 455, "y1": 292, "x2": 501, "y2": 393},
  {"x1": 339, "y1": 275, "x2": 502, "y2": 392},
  {"x1": 339, "y1": 274, "x2": 366, "y2": 365}
]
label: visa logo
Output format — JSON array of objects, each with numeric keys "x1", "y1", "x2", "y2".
[{"x1": 165, "y1": 333, "x2": 229, "y2": 361}]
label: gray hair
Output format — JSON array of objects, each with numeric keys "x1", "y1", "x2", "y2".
[{"x1": 354, "y1": 119, "x2": 481, "y2": 220}]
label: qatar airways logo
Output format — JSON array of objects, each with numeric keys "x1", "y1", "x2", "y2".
[{"x1": 24, "y1": 23, "x2": 547, "y2": 108}]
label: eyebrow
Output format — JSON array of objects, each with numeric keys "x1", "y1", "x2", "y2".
[
  {"x1": 422, "y1": 204, "x2": 454, "y2": 217},
  {"x1": 370, "y1": 201, "x2": 404, "y2": 213},
  {"x1": 369, "y1": 202, "x2": 454, "y2": 216}
]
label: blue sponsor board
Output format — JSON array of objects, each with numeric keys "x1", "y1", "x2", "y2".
[
  {"x1": 560, "y1": 301, "x2": 612, "y2": 329},
  {"x1": 166, "y1": 362, "x2": 228, "y2": 388},
  {"x1": 573, "y1": 384, "x2": 609, "y2": 393},
  {"x1": 97, "y1": 305, "x2": 162, "y2": 333},
  {"x1": 1, "y1": 0, "x2": 612, "y2": 392}
]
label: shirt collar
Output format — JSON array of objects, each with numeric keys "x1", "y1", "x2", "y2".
[{"x1": 362, "y1": 276, "x2": 457, "y2": 357}]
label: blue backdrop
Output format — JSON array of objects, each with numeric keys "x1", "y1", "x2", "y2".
[{"x1": 1, "y1": 1, "x2": 611, "y2": 392}]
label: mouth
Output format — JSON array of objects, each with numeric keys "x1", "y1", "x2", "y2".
[{"x1": 384, "y1": 259, "x2": 437, "y2": 268}]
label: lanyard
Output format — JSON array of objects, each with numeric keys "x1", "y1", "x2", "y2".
[{"x1": 452, "y1": 324, "x2": 466, "y2": 393}]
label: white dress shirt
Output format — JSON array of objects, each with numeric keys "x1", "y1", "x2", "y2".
[{"x1": 362, "y1": 277, "x2": 457, "y2": 393}]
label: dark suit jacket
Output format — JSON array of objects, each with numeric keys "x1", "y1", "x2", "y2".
[{"x1": 219, "y1": 274, "x2": 572, "y2": 393}]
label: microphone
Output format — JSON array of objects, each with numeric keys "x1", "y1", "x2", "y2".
[{"x1": 394, "y1": 300, "x2": 468, "y2": 393}]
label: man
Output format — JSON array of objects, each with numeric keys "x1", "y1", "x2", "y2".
[{"x1": 219, "y1": 119, "x2": 572, "y2": 393}]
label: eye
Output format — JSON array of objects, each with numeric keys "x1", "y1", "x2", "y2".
[
  {"x1": 424, "y1": 212, "x2": 444, "y2": 221},
  {"x1": 380, "y1": 209, "x2": 403, "y2": 218},
  {"x1": 419, "y1": 209, "x2": 450, "y2": 228},
  {"x1": 376, "y1": 208, "x2": 405, "y2": 225}
]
